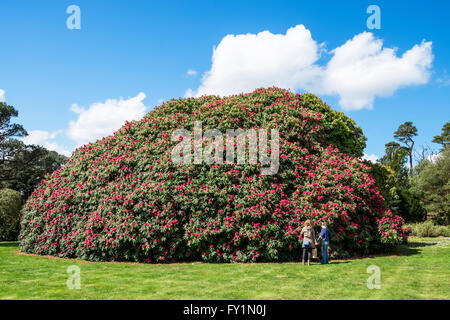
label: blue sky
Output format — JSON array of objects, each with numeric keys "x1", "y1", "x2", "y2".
[{"x1": 0, "y1": 0, "x2": 449, "y2": 160}]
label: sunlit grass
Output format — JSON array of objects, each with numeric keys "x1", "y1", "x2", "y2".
[{"x1": 0, "y1": 237, "x2": 448, "y2": 300}]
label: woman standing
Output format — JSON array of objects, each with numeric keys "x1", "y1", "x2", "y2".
[{"x1": 300, "y1": 220, "x2": 316, "y2": 266}]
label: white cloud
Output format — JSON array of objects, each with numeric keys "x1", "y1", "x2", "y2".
[
  {"x1": 362, "y1": 153, "x2": 379, "y2": 163},
  {"x1": 0, "y1": 89, "x2": 5, "y2": 102},
  {"x1": 187, "y1": 69, "x2": 198, "y2": 76},
  {"x1": 190, "y1": 26, "x2": 433, "y2": 110},
  {"x1": 67, "y1": 92, "x2": 147, "y2": 146},
  {"x1": 429, "y1": 153, "x2": 442, "y2": 163},
  {"x1": 195, "y1": 25, "x2": 322, "y2": 97},
  {"x1": 436, "y1": 76, "x2": 450, "y2": 87},
  {"x1": 184, "y1": 88, "x2": 195, "y2": 98},
  {"x1": 22, "y1": 130, "x2": 72, "y2": 157},
  {"x1": 314, "y1": 32, "x2": 433, "y2": 110},
  {"x1": 69, "y1": 103, "x2": 84, "y2": 114},
  {"x1": 437, "y1": 79, "x2": 450, "y2": 86},
  {"x1": 23, "y1": 92, "x2": 149, "y2": 156}
]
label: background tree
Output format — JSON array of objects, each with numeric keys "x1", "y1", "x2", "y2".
[
  {"x1": 0, "y1": 103, "x2": 67, "y2": 199},
  {"x1": 0, "y1": 102, "x2": 27, "y2": 143},
  {"x1": 379, "y1": 141, "x2": 409, "y2": 183},
  {"x1": 395, "y1": 187, "x2": 427, "y2": 223},
  {"x1": 367, "y1": 162, "x2": 401, "y2": 211},
  {"x1": 0, "y1": 102, "x2": 67, "y2": 240},
  {"x1": 1, "y1": 139, "x2": 67, "y2": 199},
  {"x1": 412, "y1": 148, "x2": 450, "y2": 225},
  {"x1": 394, "y1": 121, "x2": 418, "y2": 177},
  {"x1": 414, "y1": 144, "x2": 436, "y2": 164},
  {"x1": 374, "y1": 139, "x2": 427, "y2": 223},
  {"x1": 368, "y1": 161, "x2": 426, "y2": 223},
  {"x1": 432, "y1": 121, "x2": 450, "y2": 151},
  {"x1": 0, "y1": 188, "x2": 22, "y2": 241}
]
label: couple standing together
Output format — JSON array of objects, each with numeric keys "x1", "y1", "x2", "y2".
[{"x1": 300, "y1": 220, "x2": 332, "y2": 266}]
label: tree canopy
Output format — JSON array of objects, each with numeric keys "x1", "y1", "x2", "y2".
[
  {"x1": 299, "y1": 93, "x2": 367, "y2": 158},
  {"x1": 379, "y1": 141, "x2": 409, "y2": 183},
  {"x1": 0, "y1": 188, "x2": 22, "y2": 241},
  {"x1": 0, "y1": 101, "x2": 27, "y2": 143},
  {"x1": 394, "y1": 121, "x2": 418, "y2": 177},
  {"x1": 0, "y1": 139, "x2": 67, "y2": 199},
  {"x1": 412, "y1": 149, "x2": 450, "y2": 225},
  {"x1": 432, "y1": 121, "x2": 450, "y2": 150},
  {"x1": 0, "y1": 103, "x2": 67, "y2": 200}
]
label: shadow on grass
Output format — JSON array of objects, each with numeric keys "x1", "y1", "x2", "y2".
[
  {"x1": 387, "y1": 241, "x2": 437, "y2": 257},
  {"x1": 4, "y1": 240, "x2": 437, "y2": 266},
  {"x1": 0, "y1": 242, "x2": 19, "y2": 248},
  {"x1": 405, "y1": 242, "x2": 437, "y2": 248},
  {"x1": 387, "y1": 245, "x2": 421, "y2": 257},
  {"x1": 333, "y1": 243, "x2": 432, "y2": 263},
  {"x1": 327, "y1": 260, "x2": 350, "y2": 264}
]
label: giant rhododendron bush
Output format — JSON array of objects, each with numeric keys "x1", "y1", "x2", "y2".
[{"x1": 19, "y1": 88, "x2": 409, "y2": 263}]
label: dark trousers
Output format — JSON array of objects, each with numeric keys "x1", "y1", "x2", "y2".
[
  {"x1": 321, "y1": 241, "x2": 329, "y2": 264},
  {"x1": 302, "y1": 246, "x2": 312, "y2": 261}
]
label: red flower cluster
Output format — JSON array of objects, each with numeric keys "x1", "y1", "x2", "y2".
[{"x1": 19, "y1": 87, "x2": 408, "y2": 263}]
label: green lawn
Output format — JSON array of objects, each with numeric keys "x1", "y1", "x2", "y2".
[{"x1": 0, "y1": 237, "x2": 449, "y2": 300}]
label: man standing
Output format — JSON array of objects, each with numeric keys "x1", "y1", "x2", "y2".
[{"x1": 318, "y1": 222, "x2": 332, "y2": 264}]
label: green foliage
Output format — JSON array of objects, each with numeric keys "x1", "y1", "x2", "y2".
[
  {"x1": 0, "y1": 188, "x2": 22, "y2": 241},
  {"x1": 396, "y1": 187, "x2": 427, "y2": 223},
  {"x1": 0, "y1": 139, "x2": 67, "y2": 199},
  {"x1": 411, "y1": 149, "x2": 450, "y2": 225},
  {"x1": 405, "y1": 221, "x2": 450, "y2": 237},
  {"x1": 299, "y1": 93, "x2": 367, "y2": 157},
  {"x1": 394, "y1": 121, "x2": 418, "y2": 144},
  {"x1": 379, "y1": 141, "x2": 409, "y2": 183},
  {"x1": 367, "y1": 162, "x2": 399, "y2": 205},
  {"x1": 394, "y1": 121, "x2": 418, "y2": 176},
  {"x1": 367, "y1": 162, "x2": 426, "y2": 223},
  {"x1": 432, "y1": 121, "x2": 450, "y2": 150},
  {"x1": 0, "y1": 102, "x2": 27, "y2": 143},
  {"x1": 0, "y1": 102, "x2": 67, "y2": 199}
]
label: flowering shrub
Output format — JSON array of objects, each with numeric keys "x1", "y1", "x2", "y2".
[
  {"x1": 376, "y1": 215, "x2": 409, "y2": 248},
  {"x1": 19, "y1": 87, "x2": 409, "y2": 262}
]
